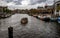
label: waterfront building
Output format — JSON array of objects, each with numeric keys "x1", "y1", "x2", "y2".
[
  {"x1": 37, "y1": 6, "x2": 44, "y2": 10},
  {"x1": 45, "y1": 5, "x2": 54, "y2": 14},
  {"x1": 37, "y1": 5, "x2": 53, "y2": 14},
  {"x1": 54, "y1": 0, "x2": 60, "y2": 16},
  {"x1": 0, "y1": 6, "x2": 7, "y2": 13}
]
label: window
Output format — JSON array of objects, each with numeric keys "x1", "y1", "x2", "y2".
[
  {"x1": 57, "y1": 4, "x2": 60, "y2": 6},
  {"x1": 56, "y1": 10, "x2": 59, "y2": 12}
]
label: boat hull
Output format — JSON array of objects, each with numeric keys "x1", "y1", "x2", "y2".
[
  {"x1": 21, "y1": 18, "x2": 28, "y2": 25},
  {"x1": 57, "y1": 16, "x2": 60, "y2": 23}
]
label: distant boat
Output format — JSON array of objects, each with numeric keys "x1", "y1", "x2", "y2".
[
  {"x1": 21, "y1": 18, "x2": 28, "y2": 25},
  {"x1": 33, "y1": 15, "x2": 37, "y2": 17},
  {"x1": 37, "y1": 16, "x2": 46, "y2": 19},
  {"x1": 0, "y1": 13, "x2": 11, "y2": 19}
]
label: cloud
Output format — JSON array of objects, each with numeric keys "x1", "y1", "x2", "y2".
[
  {"x1": 0, "y1": 0, "x2": 54, "y2": 9},
  {"x1": 13, "y1": 0, "x2": 22, "y2": 5},
  {"x1": 7, "y1": 2, "x2": 16, "y2": 6},
  {"x1": 30, "y1": 0, "x2": 46, "y2": 5},
  {"x1": 8, "y1": 5, "x2": 38, "y2": 10},
  {"x1": 4, "y1": 0, "x2": 13, "y2": 3},
  {"x1": 0, "y1": 0, "x2": 7, "y2": 6},
  {"x1": 3, "y1": 0, "x2": 54, "y2": 5},
  {"x1": 45, "y1": 0, "x2": 54, "y2": 5},
  {"x1": 3, "y1": 0, "x2": 22, "y2": 5}
]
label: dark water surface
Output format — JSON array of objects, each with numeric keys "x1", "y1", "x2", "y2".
[{"x1": 0, "y1": 14, "x2": 60, "y2": 38}]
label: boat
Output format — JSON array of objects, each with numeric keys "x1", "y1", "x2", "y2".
[
  {"x1": 42, "y1": 17, "x2": 50, "y2": 22},
  {"x1": 21, "y1": 18, "x2": 28, "y2": 24},
  {"x1": 57, "y1": 16, "x2": 60, "y2": 23},
  {"x1": 50, "y1": 17, "x2": 57, "y2": 22},
  {"x1": 37, "y1": 15, "x2": 50, "y2": 22},
  {"x1": 0, "y1": 13, "x2": 11, "y2": 19},
  {"x1": 33, "y1": 15, "x2": 38, "y2": 18}
]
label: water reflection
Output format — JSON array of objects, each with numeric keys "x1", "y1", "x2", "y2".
[{"x1": 0, "y1": 14, "x2": 59, "y2": 38}]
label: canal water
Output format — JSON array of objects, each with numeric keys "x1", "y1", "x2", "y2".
[{"x1": 0, "y1": 14, "x2": 60, "y2": 38}]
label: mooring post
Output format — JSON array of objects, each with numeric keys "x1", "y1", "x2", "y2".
[{"x1": 8, "y1": 26, "x2": 13, "y2": 38}]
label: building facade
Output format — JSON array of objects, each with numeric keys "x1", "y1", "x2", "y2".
[
  {"x1": 37, "y1": 5, "x2": 53, "y2": 14},
  {"x1": 0, "y1": 6, "x2": 7, "y2": 13},
  {"x1": 54, "y1": 0, "x2": 60, "y2": 16}
]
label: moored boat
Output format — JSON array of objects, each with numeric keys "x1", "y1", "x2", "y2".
[
  {"x1": 37, "y1": 15, "x2": 51, "y2": 22},
  {"x1": 0, "y1": 13, "x2": 12, "y2": 19},
  {"x1": 50, "y1": 17, "x2": 57, "y2": 22},
  {"x1": 42, "y1": 17, "x2": 50, "y2": 22},
  {"x1": 57, "y1": 16, "x2": 60, "y2": 23}
]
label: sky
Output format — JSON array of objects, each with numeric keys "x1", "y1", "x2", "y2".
[{"x1": 0, "y1": 0, "x2": 54, "y2": 10}]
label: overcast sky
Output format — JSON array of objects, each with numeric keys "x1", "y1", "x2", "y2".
[{"x1": 0, "y1": 0, "x2": 54, "y2": 10}]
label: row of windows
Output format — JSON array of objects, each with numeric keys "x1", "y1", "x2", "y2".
[
  {"x1": 56, "y1": 10, "x2": 59, "y2": 12},
  {"x1": 57, "y1": 4, "x2": 60, "y2": 6},
  {"x1": 56, "y1": 3, "x2": 60, "y2": 12}
]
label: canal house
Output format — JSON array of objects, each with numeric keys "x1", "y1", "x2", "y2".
[
  {"x1": 45, "y1": 5, "x2": 54, "y2": 14},
  {"x1": 37, "y1": 5, "x2": 53, "y2": 15},
  {"x1": 53, "y1": 0, "x2": 60, "y2": 23},
  {"x1": 0, "y1": 6, "x2": 7, "y2": 13},
  {"x1": 54, "y1": 0, "x2": 60, "y2": 16}
]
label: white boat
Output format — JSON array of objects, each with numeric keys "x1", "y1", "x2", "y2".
[{"x1": 37, "y1": 15, "x2": 50, "y2": 22}]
